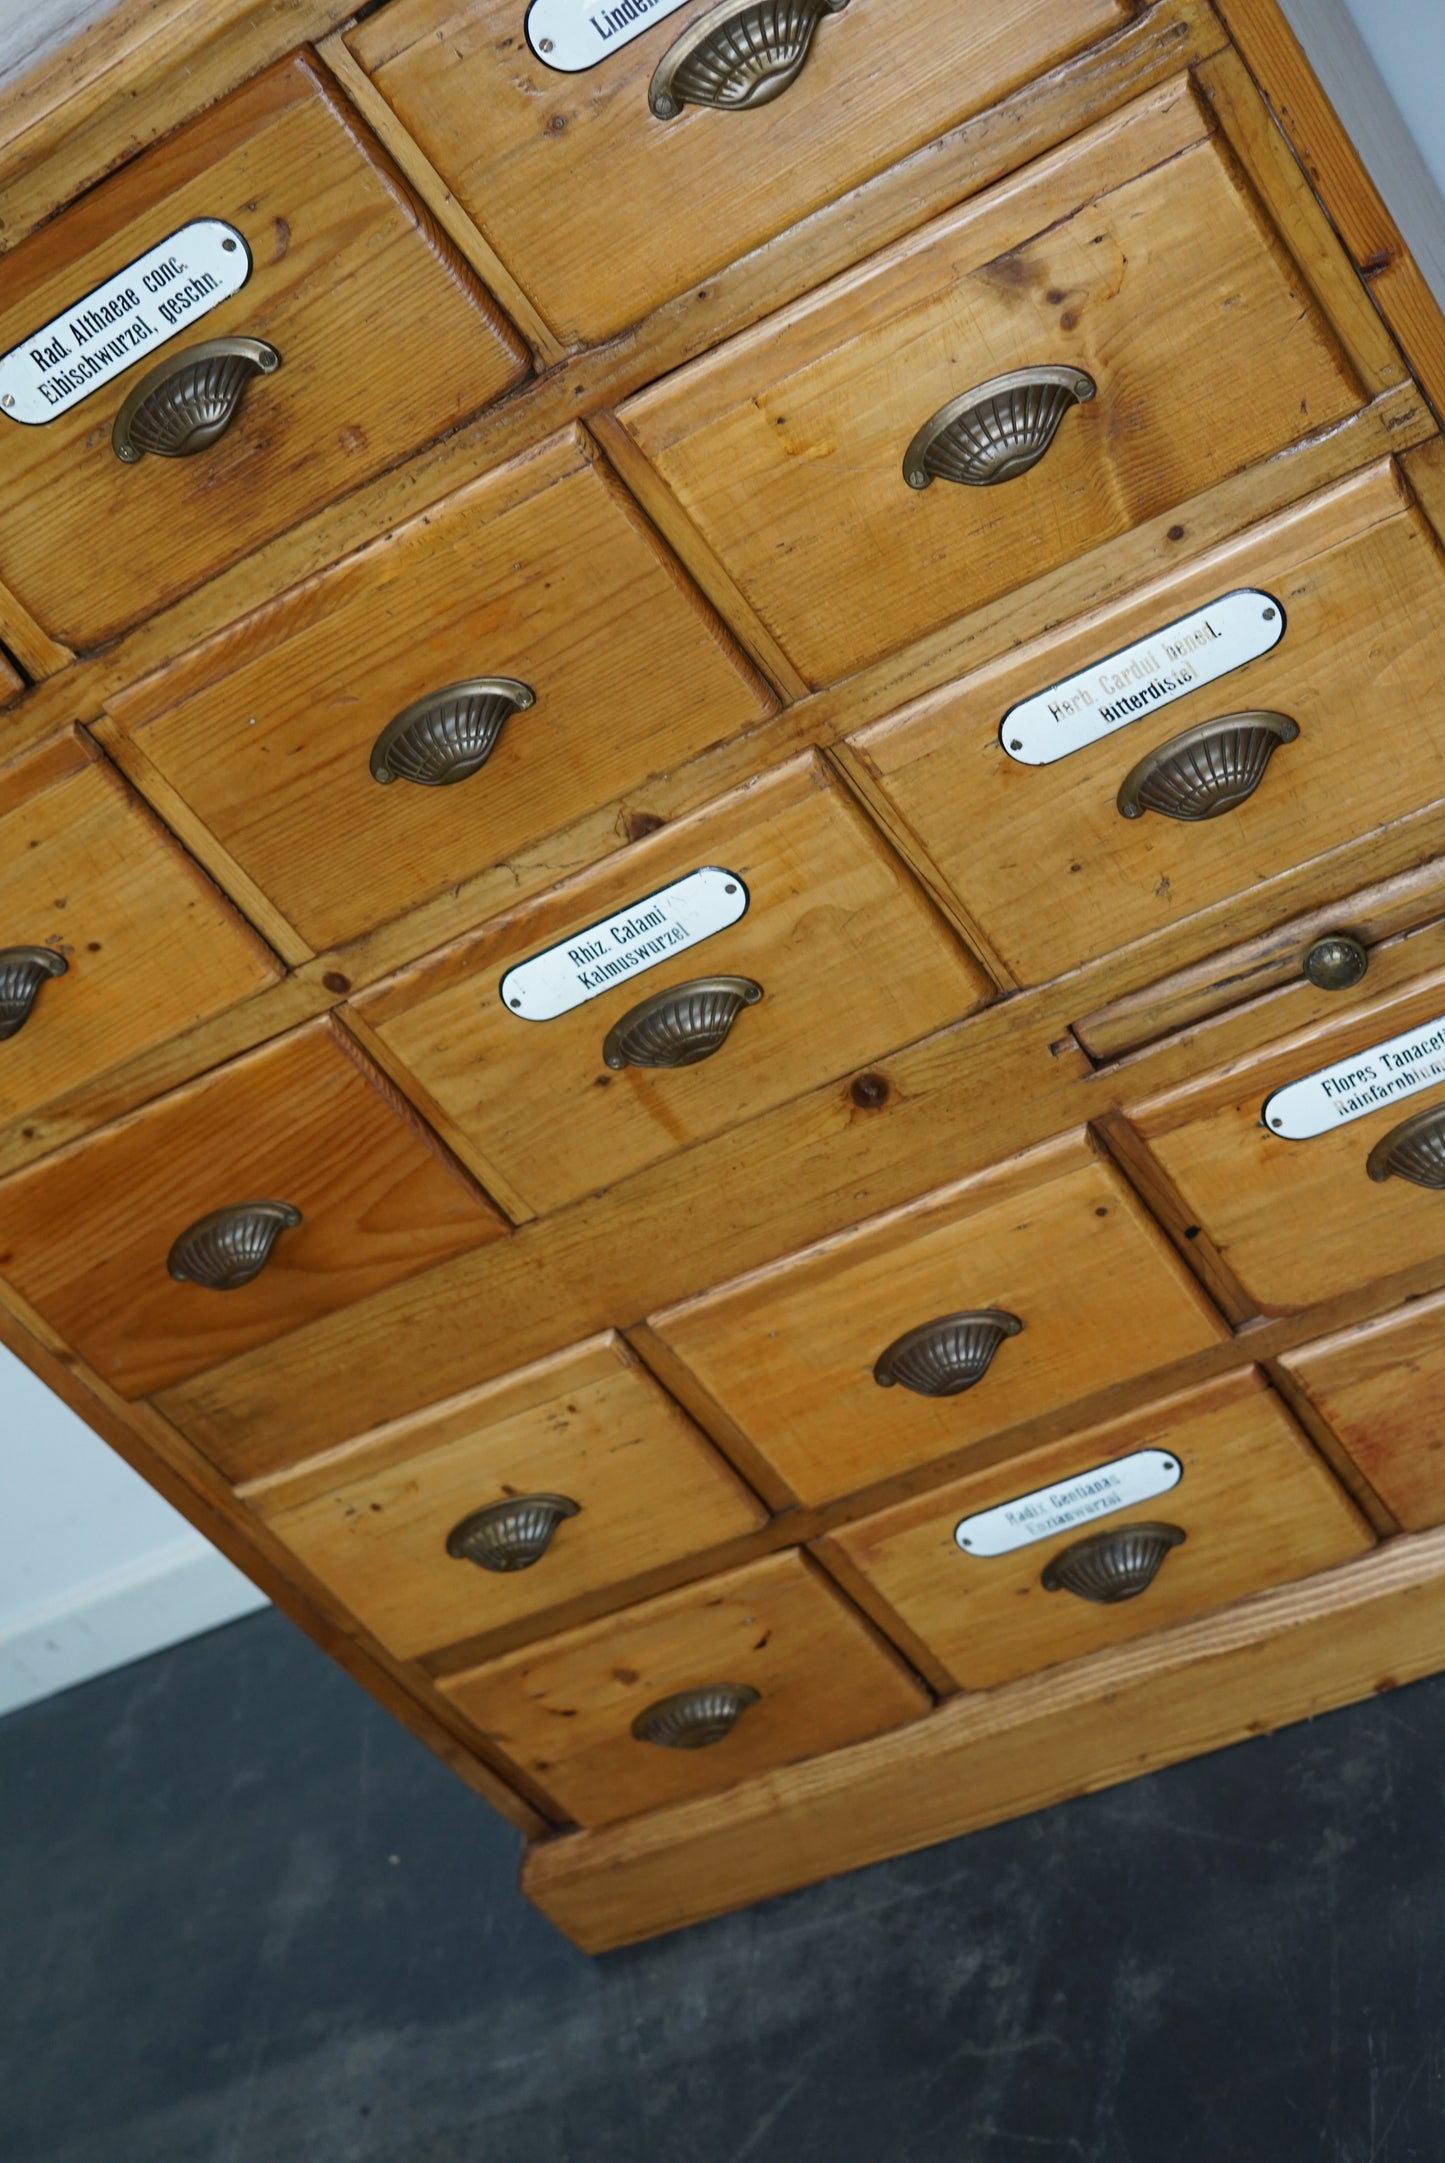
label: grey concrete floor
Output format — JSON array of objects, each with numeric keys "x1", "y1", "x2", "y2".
[{"x1": 4, "y1": 1605, "x2": 1445, "y2": 2161}]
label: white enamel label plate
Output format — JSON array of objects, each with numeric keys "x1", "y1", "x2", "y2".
[
  {"x1": 1000, "y1": 590, "x2": 1286, "y2": 767},
  {"x1": 954, "y1": 1449, "x2": 1184, "y2": 1558},
  {"x1": 525, "y1": 0, "x2": 693, "y2": 71},
  {"x1": 0, "y1": 221, "x2": 251, "y2": 425},
  {"x1": 1263, "y1": 1013, "x2": 1445, "y2": 1139},
  {"x1": 501, "y1": 866, "x2": 749, "y2": 1021}
]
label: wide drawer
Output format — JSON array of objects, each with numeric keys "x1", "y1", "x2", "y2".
[
  {"x1": 105, "y1": 428, "x2": 773, "y2": 953},
  {"x1": 617, "y1": 79, "x2": 1369, "y2": 689},
  {"x1": 0, "y1": 729, "x2": 276, "y2": 1124},
  {"x1": 823, "y1": 1370, "x2": 1371, "y2": 1691},
  {"x1": 1134, "y1": 953, "x2": 1445, "y2": 1313},
  {"x1": 0, "y1": 54, "x2": 529, "y2": 652},
  {"x1": 440, "y1": 1549, "x2": 929, "y2": 1826},
  {"x1": 0, "y1": 1017, "x2": 506, "y2": 1399},
  {"x1": 1282, "y1": 1295, "x2": 1445, "y2": 1532},
  {"x1": 852, "y1": 463, "x2": 1445, "y2": 988},
  {"x1": 357, "y1": 751, "x2": 990, "y2": 1214},
  {"x1": 647, "y1": 1132, "x2": 1225, "y2": 1505},
  {"x1": 246, "y1": 1331, "x2": 766, "y2": 1653},
  {"x1": 346, "y1": 0, "x2": 1130, "y2": 348}
]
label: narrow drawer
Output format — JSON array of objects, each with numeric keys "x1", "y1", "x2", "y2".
[
  {"x1": 822, "y1": 1371, "x2": 1372, "y2": 1691},
  {"x1": 0, "y1": 54, "x2": 529, "y2": 651},
  {"x1": 104, "y1": 429, "x2": 773, "y2": 953},
  {"x1": 853, "y1": 463, "x2": 1445, "y2": 989},
  {"x1": 0, "y1": 1017, "x2": 506, "y2": 1399},
  {"x1": 357, "y1": 751, "x2": 991, "y2": 1214},
  {"x1": 346, "y1": 0, "x2": 1130, "y2": 347},
  {"x1": 440, "y1": 1550, "x2": 929, "y2": 1827},
  {"x1": 246, "y1": 1331, "x2": 766, "y2": 1654},
  {"x1": 0, "y1": 729, "x2": 277, "y2": 1124},
  {"x1": 647, "y1": 1132, "x2": 1226, "y2": 1505},
  {"x1": 1282, "y1": 1295, "x2": 1445, "y2": 1532},
  {"x1": 1134, "y1": 947, "x2": 1445, "y2": 1313},
  {"x1": 618, "y1": 79, "x2": 1370, "y2": 689}
]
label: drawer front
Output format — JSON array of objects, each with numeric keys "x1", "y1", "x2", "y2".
[
  {"x1": 1136, "y1": 960, "x2": 1445, "y2": 1313},
  {"x1": 647, "y1": 1134, "x2": 1225, "y2": 1505},
  {"x1": 0, "y1": 1017, "x2": 506, "y2": 1398},
  {"x1": 823, "y1": 1371, "x2": 1372, "y2": 1690},
  {"x1": 1283, "y1": 1295, "x2": 1445, "y2": 1532},
  {"x1": 0, "y1": 54, "x2": 528, "y2": 651},
  {"x1": 855, "y1": 463, "x2": 1445, "y2": 988},
  {"x1": 105, "y1": 429, "x2": 773, "y2": 953},
  {"x1": 358, "y1": 751, "x2": 991, "y2": 1214},
  {"x1": 0, "y1": 730, "x2": 277, "y2": 1123},
  {"x1": 248, "y1": 1331, "x2": 766, "y2": 1654},
  {"x1": 347, "y1": 0, "x2": 1130, "y2": 348},
  {"x1": 440, "y1": 1550, "x2": 928, "y2": 1826},
  {"x1": 618, "y1": 80, "x2": 1369, "y2": 690}
]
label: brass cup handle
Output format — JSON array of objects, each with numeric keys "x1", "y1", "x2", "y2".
[
  {"x1": 649, "y1": 0, "x2": 849, "y2": 120},
  {"x1": 873, "y1": 1309, "x2": 1022, "y2": 1397},
  {"x1": 903, "y1": 365, "x2": 1095, "y2": 491},
  {"x1": 1041, "y1": 1521, "x2": 1186, "y2": 1603},
  {"x1": 1116, "y1": 712, "x2": 1298, "y2": 823},
  {"x1": 112, "y1": 336, "x2": 280, "y2": 462},
  {"x1": 632, "y1": 1684, "x2": 761, "y2": 1749},
  {"x1": 167, "y1": 1201, "x2": 302, "y2": 1290},
  {"x1": 602, "y1": 976, "x2": 761, "y2": 1071},
  {"x1": 0, "y1": 947, "x2": 68, "y2": 1041},
  {"x1": 1366, "y1": 1102, "x2": 1445, "y2": 1190},
  {"x1": 446, "y1": 1495, "x2": 580, "y2": 1572},
  {"x1": 370, "y1": 678, "x2": 536, "y2": 788}
]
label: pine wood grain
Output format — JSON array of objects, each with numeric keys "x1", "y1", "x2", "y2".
[
  {"x1": 0, "y1": 53, "x2": 529, "y2": 650},
  {"x1": 0, "y1": 1015, "x2": 508, "y2": 1398},
  {"x1": 1282, "y1": 1292, "x2": 1445, "y2": 1533},
  {"x1": 246, "y1": 1331, "x2": 767, "y2": 1653},
  {"x1": 648, "y1": 1132, "x2": 1226, "y2": 1504},
  {"x1": 358, "y1": 752, "x2": 993, "y2": 1215},
  {"x1": 620, "y1": 78, "x2": 1369, "y2": 687},
  {"x1": 820, "y1": 1369, "x2": 1372, "y2": 1689},
  {"x1": 441, "y1": 1550, "x2": 931, "y2": 1827}
]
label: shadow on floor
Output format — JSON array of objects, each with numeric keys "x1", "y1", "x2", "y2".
[{"x1": 3, "y1": 1606, "x2": 1443, "y2": 2161}]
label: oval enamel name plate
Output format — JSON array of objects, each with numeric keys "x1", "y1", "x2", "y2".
[
  {"x1": 525, "y1": 0, "x2": 693, "y2": 71},
  {"x1": 0, "y1": 221, "x2": 252, "y2": 426},
  {"x1": 1263, "y1": 1013, "x2": 1445, "y2": 1139},
  {"x1": 501, "y1": 867, "x2": 749, "y2": 1021},
  {"x1": 954, "y1": 1449, "x2": 1183, "y2": 1558},
  {"x1": 1000, "y1": 590, "x2": 1285, "y2": 767}
]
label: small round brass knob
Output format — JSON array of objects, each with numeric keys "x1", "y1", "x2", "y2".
[{"x1": 1304, "y1": 934, "x2": 1368, "y2": 992}]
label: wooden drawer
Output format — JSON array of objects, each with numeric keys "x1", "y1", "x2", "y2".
[
  {"x1": 647, "y1": 1132, "x2": 1225, "y2": 1505},
  {"x1": 0, "y1": 1017, "x2": 506, "y2": 1399},
  {"x1": 440, "y1": 1550, "x2": 928, "y2": 1826},
  {"x1": 1282, "y1": 1296, "x2": 1445, "y2": 1532},
  {"x1": 823, "y1": 1371, "x2": 1372, "y2": 1691},
  {"x1": 357, "y1": 751, "x2": 990, "y2": 1215},
  {"x1": 0, "y1": 729, "x2": 277, "y2": 1124},
  {"x1": 1135, "y1": 949, "x2": 1445, "y2": 1313},
  {"x1": 617, "y1": 79, "x2": 1372, "y2": 691},
  {"x1": 245, "y1": 1332, "x2": 766, "y2": 1654},
  {"x1": 346, "y1": 0, "x2": 1130, "y2": 349},
  {"x1": 0, "y1": 54, "x2": 529, "y2": 652},
  {"x1": 104, "y1": 429, "x2": 773, "y2": 953},
  {"x1": 853, "y1": 463, "x2": 1445, "y2": 989}
]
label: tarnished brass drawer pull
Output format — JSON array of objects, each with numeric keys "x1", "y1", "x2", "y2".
[
  {"x1": 649, "y1": 0, "x2": 848, "y2": 120},
  {"x1": 1042, "y1": 1521, "x2": 1186, "y2": 1604},
  {"x1": 902, "y1": 366, "x2": 1095, "y2": 491},
  {"x1": 0, "y1": 947, "x2": 68, "y2": 1041},
  {"x1": 1116, "y1": 712, "x2": 1299, "y2": 823},
  {"x1": 167, "y1": 1201, "x2": 302, "y2": 1290},
  {"x1": 602, "y1": 975, "x2": 762, "y2": 1071},
  {"x1": 632, "y1": 1683, "x2": 761, "y2": 1750},
  {"x1": 1305, "y1": 935, "x2": 1368, "y2": 992},
  {"x1": 369, "y1": 677, "x2": 536, "y2": 788},
  {"x1": 446, "y1": 1494, "x2": 580, "y2": 1573},
  {"x1": 112, "y1": 337, "x2": 280, "y2": 463},
  {"x1": 1366, "y1": 1104, "x2": 1445, "y2": 1190},
  {"x1": 873, "y1": 1309, "x2": 1023, "y2": 1397}
]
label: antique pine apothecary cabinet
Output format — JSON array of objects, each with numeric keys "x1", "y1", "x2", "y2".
[{"x1": 6, "y1": 0, "x2": 1445, "y2": 1952}]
